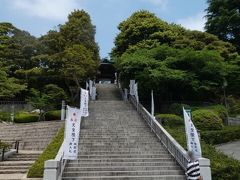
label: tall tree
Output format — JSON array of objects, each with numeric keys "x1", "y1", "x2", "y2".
[
  {"x1": 205, "y1": 0, "x2": 240, "y2": 52},
  {"x1": 60, "y1": 10, "x2": 100, "y2": 62}
]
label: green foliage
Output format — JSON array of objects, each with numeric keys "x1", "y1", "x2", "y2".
[
  {"x1": 0, "y1": 141, "x2": 11, "y2": 150},
  {"x1": 205, "y1": 0, "x2": 240, "y2": 52},
  {"x1": 0, "y1": 63, "x2": 26, "y2": 98},
  {"x1": 165, "y1": 126, "x2": 240, "y2": 180},
  {"x1": 201, "y1": 126, "x2": 240, "y2": 145},
  {"x1": 0, "y1": 111, "x2": 11, "y2": 122},
  {"x1": 27, "y1": 127, "x2": 64, "y2": 178},
  {"x1": 205, "y1": 105, "x2": 228, "y2": 121},
  {"x1": 226, "y1": 95, "x2": 240, "y2": 115},
  {"x1": 168, "y1": 103, "x2": 191, "y2": 116},
  {"x1": 192, "y1": 109, "x2": 223, "y2": 130},
  {"x1": 112, "y1": 10, "x2": 240, "y2": 103},
  {"x1": 155, "y1": 114, "x2": 183, "y2": 127},
  {"x1": 14, "y1": 112, "x2": 39, "y2": 123},
  {"x1": 45, "y1": 110, "x2": 61, "y2": 121}
]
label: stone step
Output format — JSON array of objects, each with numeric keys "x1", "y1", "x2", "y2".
[
  {"x1": 62, "y1": 170, "x2": 184, "y2": 177},
  {"x1": 0, "y1": 169, "x2": 27, "y2": 174},
  {"x1": 0, "y1": 161, "x2": 34, "y2": 166},
  {"x1": 64, "y1": 166, "x2": 181, "y2": 172},
  {"x1": 69, "y1": 157, "x2": 174, "y2": 163},
  {"x1": 0, "y1": 166, "x2": 30, "y2": 170},
  {"x1": 65, "y1": 161, "x2": 178, "y2": 167},
  {"x1": 77, "y1": 154, "x2": 171, "y2": 159},
  {"x1": 7, "y1": 157, "x2": 38, "y2": 161},
  {"x1": 62, "y1": 175, "x2": 186, "y2": 180},
  {"x1": 78, "y1": 151, "x2": 168, "y2": 155}
]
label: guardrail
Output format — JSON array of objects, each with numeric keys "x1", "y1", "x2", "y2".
[{"x1": 127, "y1": 94, "x2": 212, "y2": 180}]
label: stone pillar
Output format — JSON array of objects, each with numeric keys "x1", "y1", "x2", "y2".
[
  {"x1": 61, "y1": 100, "x2": 65, "y2": 121},
  {"x1": 43, "y1": 160, "x2": 59, "y2": 180},
  {"x1": 124, "y1": 88, "x2": 128, "y2": 101},
  {"x1": 199, "y1": 158, "x2": 212, "y2": 180}
]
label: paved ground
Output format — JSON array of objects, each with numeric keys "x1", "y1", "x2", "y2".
[{"x1": 215, "y1": 140, "x2": 240, "y2": 161}]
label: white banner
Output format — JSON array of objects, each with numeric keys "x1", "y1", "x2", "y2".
[
  {"x1": 183, "y1": 107, "x2": 202, "y2": 161},
  {"x1": 134, "y1": 83, "x2": 139, "y2": 102},
  {"x1": 63, "y1": 106, "x2": 81, "y2": 160},
  {"x1": 80, "y1": 88, "x2": 89, "y2": 117},
  {"x1": 129, "y1": 80, "x2": 135, "y2": 95},
  {"x1": 89, "y1": 80, "x2": 93, "y2": 96},
  {"x1": 151, "y1": 90, "x2": 154, "y2": 117}
]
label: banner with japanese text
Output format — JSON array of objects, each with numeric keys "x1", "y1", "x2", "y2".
[
  {"x1": 63, "y1": 106, "x2": 81, "y2": 160},
  {"x1": 80, "y1": 88, "x2": 89, "y2": 117},
  {"x1": 183, "y1": 107, "x2": 202, "y2": 161}
]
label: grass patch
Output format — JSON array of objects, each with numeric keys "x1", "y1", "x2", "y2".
[{"x1": 27, "y1": 127, "x2": 64, "y2": 178}]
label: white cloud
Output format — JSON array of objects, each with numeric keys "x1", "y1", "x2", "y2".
[
  {"x1": 177, "y1": 13, "x2": 206, "y2": 31},
  {"x1": 142, "y1": 0, "x2": 168, "y2": 9},
  {"x1": 10, "y1": 0, "x2": 81, "y2": 21}
]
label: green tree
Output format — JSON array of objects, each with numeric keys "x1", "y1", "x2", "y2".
[
  {"x1": 205, "y1": 0, "x2": 240, "y2": 52},
  {"x1": 60, "y1": 10, "x2": 100, "y2": 62},
  {"x1": 0, "y1": 63, "x2": 26, "y2": 98}
]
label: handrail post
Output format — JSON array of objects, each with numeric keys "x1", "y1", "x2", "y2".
[
  {"x1": 1, "y1": 148, "x2": 5, "y2": 161},
  {"x1": 199, "y1": 158, "x2": 212, "y2": 180},
  {"x1": 44, "y1": 160, "x2": 59, "y2": 180}
]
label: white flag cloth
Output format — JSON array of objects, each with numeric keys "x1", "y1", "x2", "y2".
[
  {"x1": 129, "y1": 80, "x2": 135, "y2": 95},
  {"x1": 183, "y1": 107, "x2": 202, "y2": 161},
  {"x1": 89, "y1": 80, "x2": 93, "y2": 96},
  {"x1": 63, "y1": 106, "x2": 81, "y2": 160},
  {"x1": 151, "y1": 90, "x2": 154, "y2": 117},
  {"x1": 80, "y1": 88, "x2": 89, "y2": 117},
  {"x1": 134, "y1": 83, "x2": 139, "y2": 102}
]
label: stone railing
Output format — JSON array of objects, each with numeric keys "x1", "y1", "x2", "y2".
[
  {"x1": 228, "y1": 117, "x2": 240, "y2": 125},
  {"x1": 43, "y1": 142, "x2": 67, "y2": 180},
  {"x1": 128, "y1": 94, "x2": 212, "y2": 180}
]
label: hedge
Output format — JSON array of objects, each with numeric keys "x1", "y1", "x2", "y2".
[
  {"x1": 45, "y1": 110, "x2": 61, "y2": 121},
  {"x1": 27, "y1": 127, "x2": 64, "y2": 178},
  {"x1": 165, "y1": 126, "x2": 240, "y2": 180},
  {"x1": 156, "y1": 114, "x2": 183, "y2": 127},
  {"x1": 192, "y1": 109, "x2": 223, "y2": 130},
  {"x1": 0, "y1": 111, "x2": 11, "y2": 122},
  {"x1": 14, "y1": 112, "x2": 39, "y2": 123},
  {"x1": 201, "y1": 126, "x2": 240, "y2": 145}
]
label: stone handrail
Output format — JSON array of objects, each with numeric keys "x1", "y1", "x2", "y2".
[{"x1": 128, "y1": 94, "x2": 212, "y2": 180}]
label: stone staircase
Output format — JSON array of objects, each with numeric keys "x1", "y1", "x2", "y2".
[
  {"x1": 0, "y1": 151, "x2": 41, "y2": 179},
  {"x1": 0, "y1": 121, "x2": 63, "y2": 150},
  {"x1": 62, "y1": 84, "x2": 185, "y2": 180},
  {"x1": 0, "y1": 120, "x2": 63, "y2": 179}
]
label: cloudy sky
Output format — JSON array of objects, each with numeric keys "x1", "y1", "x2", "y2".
[{"x1": 0, "y1": 0, "x2": 207, "y2": 58}]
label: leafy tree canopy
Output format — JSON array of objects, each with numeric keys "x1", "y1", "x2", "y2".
[{"x1": 205, "y1": 0, "x2": 240, "y2": 52}]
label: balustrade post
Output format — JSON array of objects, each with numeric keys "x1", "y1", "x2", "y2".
[
  {"x1": 198, "y1": 158, "x2": 212, "y2": 180},
  {"x1": 43, "y1": 160, "x2": 59, "y2": 180}
]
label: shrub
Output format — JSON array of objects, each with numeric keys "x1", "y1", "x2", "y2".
[
  {"x1": 192, "y1": 109, "x2": 223, "y2": 130},
  {"x1": 27, "y1": 127, "x2": 64, "y2": 178},
  {"x1": 156, "y1": 114, "x2": 183, "y2": 127},
  {"x1": 0, "y1": 141, "x2": 11, "y2": 150},
  {"x1": 168, "y1": 103, "x2": 191, "y2": 115},
  {"x1": 201, "y1": 126, "x2": 240, "y2": 145},
  {"x1": 206, "y1": 105, "x2": 228, "y2": 122},
  {"x1": 226, "y1": 95, "x2": 240, "y2": 116},
  {"x1": 45, "y1": 110, "x2": 61, "y2": 121},
  {"x1": 14, "y1": 112, "x2": 39, "y2": 123},
  {"x1": 0, "y1": 111, "x2": 11, "y2": 122}
]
